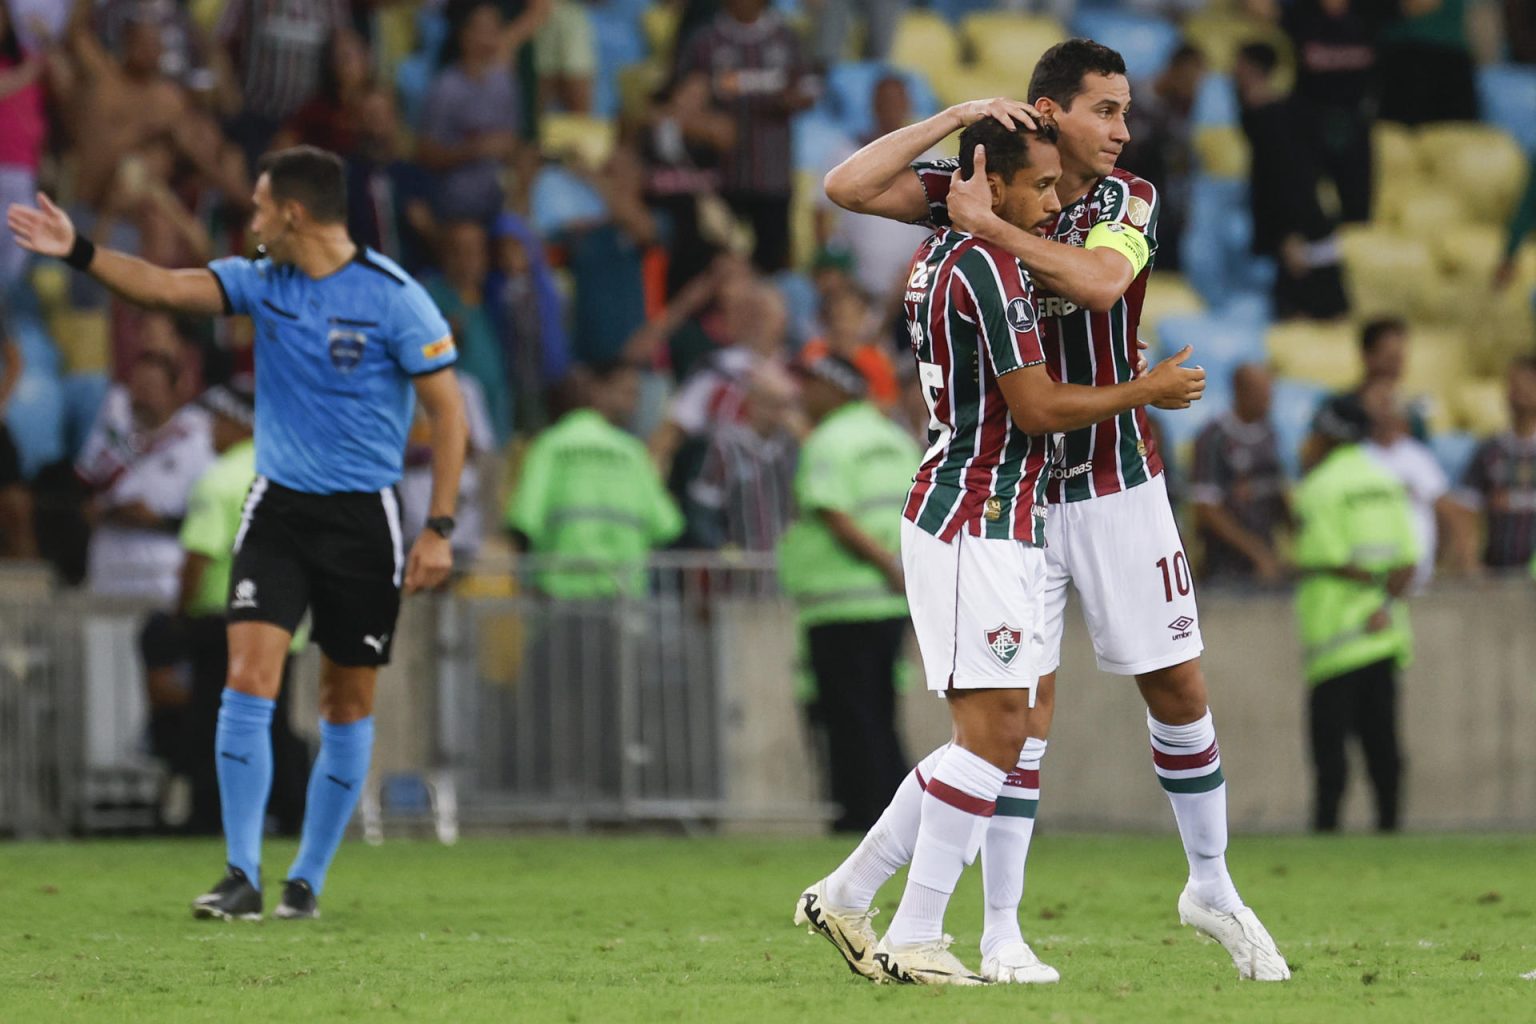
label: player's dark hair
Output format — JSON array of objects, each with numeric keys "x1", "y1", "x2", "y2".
[
  {"x1": 587, "y1": 359, "x2": 639, "y2": 383},
  {"x1": 1028, "y1": 39, "x2": 1128, "y2": 109},
  {"x1": 958, "y1": 117, "x2": 1059, "y2": 183},
  {"x1": 133, "y1": 349, "x2": 181, "y2": 388},
  {"x1": 1168, "y1": 41, "x2": 1205, "y2": 68},
  {"x1": 1236, "y1": 42, "x2": 1280, "y2": 76},
  {"x1": 1360, "y1": 317, "x2": 1407, "y2": 354},
  {"x1": 256, "y1": 146, "x2": 348, "y2": 224}
]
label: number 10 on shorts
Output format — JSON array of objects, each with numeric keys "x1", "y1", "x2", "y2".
[{"x1": 1156, "y1": 551, "x2": 1191, "y2": 603}]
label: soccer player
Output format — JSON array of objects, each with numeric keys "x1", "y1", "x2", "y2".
[
  {"x1": 813, "y1": 40, "x2": 1291, "y2": 982},
  {"x1": 795, "y1": 116, "x2": 1206, "y2": 985},
  {"x1": 7, "y1": 146, "x2": 469, "y2": 921}
]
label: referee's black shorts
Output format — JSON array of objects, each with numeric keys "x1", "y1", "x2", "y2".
[{"x1": 228, "y1": 476, "x2": 404, "y2": 667}]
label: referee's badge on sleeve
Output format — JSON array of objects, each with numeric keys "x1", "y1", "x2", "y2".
[{"x1": 421, "y1": 337, "x2": 456, "y2": 360}]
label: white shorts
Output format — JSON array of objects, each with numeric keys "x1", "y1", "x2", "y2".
[
  {"x1": 1041, "y1": 473, "x2": 1204, "y2": 676},
  {"x1": 900, "y1": 518, "x2": 1046, "y2": 693}
]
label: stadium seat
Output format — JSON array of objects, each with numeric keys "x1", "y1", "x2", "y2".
[
  {"x1": 932, "y1": 0, "x2": 1003, "y2": 26},
  {"x1": 1270, "y1": 377, "x2": 1329, "y2": 474},
  {"x1": 1182, "y1": 11, "x2": 1292, "y2": 79},
  {"x1": 1190, "y1": 73, "x2": 1240, "y2": 128},
  {"x1": 823, "y1": 63, "x2": 939, "y2": 141},
  {"x1": 961, "y1": 14, "x2": 1068, "y2": 80},
  {"x1": 1429, "y1": 430, "x2": 1478, "y2": 481},
  {"x1": 46, "y1": 307, "x2": 111, "y2": 376},
  {"x1": 1, "y1": 368, "x2": 65, "y2": 478},
  {"x1": 1383, "y1": 185, "x2": 1467, "y2": 235},
  {"x1": 1373, "y1": 122, "x2": 1420, "y2": 187},
  {"x1": 1069, "y1": 10, "x2": 1182, "y2": 82},
  {"x1": 927, "y1": 64, "x2": 1026, "y2": 111},
  {"x1": 539, "y1": 114, "x2": 617, "y2": 172},
  {"x1": 1415, "y1": 124, "x2": 1529, "y2": 225},
  {"x1": 1139, "y1": 273, "x2": 1206, "y2": 356},
  {"x1": 8, "y1": 314, "x2": 59, "y2": 378},
  {"x1": 1431, "y1": 225, "x2": 1504, "y2": 283},
  {"x1": 791, "y1": 169, "x2": 822, "y2": 270},
  {"x1": 60, "y1": 371, "x2": 110, "y2": 460},
  {"x1": 1336, "y1": 225, "x2": 1435, "y2": 320},
  {"x1": 1478, "y1": 64, "x2": 1536, "y2": 154},
  {"x1": 1192, "y1": 125, "x2": 1249, "y2": 179},
  {"x1": 1401, "y1": 326, "x2": 1471, "y2": 430},
  {"x1": 615, "y1": 62, "x2": 665, "y2": 123},
  {"x1": 1155, "y1": 314, "x2": 1264, "y2": 383},
  {"x1": 642, "y1": 4, "x2": 678, "y2": 55},
  {"x1": 1265, "y1": 321, "x2": 1360, "y2": 391},
  {"x1": 774, "y1": 271, "x2": 820, "y2": 349},
  {"x1": 528, "y1": 165, "x2": 608, "y2": 237},
  {"x1": 590, "y1": 6, "x2": 650, "y2": 119},
  {"x1": 793, "y1": 110, "x2": 854, "y2": 175},
  {"x1": 889, "y1": 11, "x2": 962, "y2": 80},
  {"x1": 1454, "y1": 377, "x2": 1511, "y2": 436}
]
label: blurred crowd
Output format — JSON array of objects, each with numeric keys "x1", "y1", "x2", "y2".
[{"x1": 0, "y1": 0, "x2": 1532, "y2": 606}]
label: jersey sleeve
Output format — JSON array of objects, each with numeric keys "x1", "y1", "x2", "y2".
[
  {"x1": 179, "y1": 473, "x2": 233, "y2": 559},
  {"x1": 385, "y1": 278, "x2": 457, "y2": 375},
  {"x1": 1087, "y1": 175, "x2": 1159, "y2": 273},
  {"x1": 910, "y1": 159, "x2": 959, "y2": 227},
  {"x1": 207, "y1": 257, "x2": 265, "y2": 316},
  {"x1": 953, "y1": 247, "x2": 1047, "y2": 377}
]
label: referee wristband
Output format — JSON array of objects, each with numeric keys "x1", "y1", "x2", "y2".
[{"x1": 64, "y1": 234, "x2": 96, "y2": 271}]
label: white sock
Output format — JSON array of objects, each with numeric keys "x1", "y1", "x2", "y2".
[
  {"x1": 884, "y1": 745, "x2": 1005, "y2": 948},
  {"x1": 981, "y1": 737, "x2": 1046, "y2": 959},
  {"x1": 1149, "y1": 710, "x2": 1242, "y2": 913},
  {"x1": 824, "y1": 745, "x2": 948, "y2": 910}
]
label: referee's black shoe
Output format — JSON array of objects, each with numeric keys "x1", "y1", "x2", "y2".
[
  {"x1": 191, "y1": 866, "x2": 262, "y2": 921},
  {"x1": 274, "y1": 879, "x2": 319, "y2": 920}
]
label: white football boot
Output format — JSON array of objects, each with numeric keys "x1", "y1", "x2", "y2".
[
  {"x1": 872, "y1": 934, "x2": 988, "y2": 986},
  {"x1": 794, "y1": 881, "x2": 881, "y2": 981},
  {"x1": 1178, "y1": 885, "x2": 1292, "y2": 981},
  {"x1": 981, "y1": 939, "x2": 1061, "y2": 984}
]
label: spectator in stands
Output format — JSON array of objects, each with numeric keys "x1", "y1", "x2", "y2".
[
  {"x1": 1376, "y1": 0, "x2": 1480, "y2": 125},
  {"x1": 166, "y1": 378, "x2": 308, "y2": 835},
  {"x1": 1294, "y1": 394, "x2": 1417, "y2": 833},
  {"x1": 506, "y1": 360, "x2": 682, "y2": 598},
  {"x1": 76, "y1": 348, "x2": 213, "y2": 601},
  {"x1": 1189, "y1": 364, "x2": 1290, "y2": 585},
  {"x1": 273, "y1": 28, "x2": 372, "y2": 155},
  {"x1": 677, "y1": 0, "x2": 816, "y2": 273},
  {"x1": 799, "y1": 286, "x2": 900, "y2": 411},
  {"x1": 1453, "y1": 355, "x2": 1536, "y2": 571},
  {"x1": 491, "y1": 211, "x2": 572, "y2": 432},
  {"x1": 640, "y1": 72, "x2": 735, "y2": 296},
  {"x1": 1358, "y1": 377, "x2": 1476, "y2": 591},
  {"x1": 1340, "y1": 317, "x2": 1429, "y2": 441},
  {"x1": 0, "y1": 315, "x2": 34, "y2": 557},
  {"x1": 418, "y1": 1, "x2": 525, "y2": 223},
  {"x1": 0, "y1": 0, "x2": 48, "y2": 299},
  {"x1": 1120, "y1": 43, "x2": 1204, "y2": 272},
  {"x1": 401, "y1": 373, "x2": 497, "y2": 564},
  {"x1": 815, "y1": 74, "x2": 930, "y2": 307},
  {"x1": 346, "y1": 87, "x2": 435, "y2": 276},
  {"x1": 1251, "y1": 0, "x2": 1388, "y2": 225},
  {"x1": 534, "y1": 0, "x2": 595, "y2": 113},
  {"x1": 811, "y1": 0, "x2": 907, "y2": 68},
  {"x1": 217, "y1": 0, "x2": 352, "y2": 165},
  {"x1": 1234, "y1": 41, "x2": 1348, "y2": 321},
  {"x1": 777, "y1": 354, "x2": 917, "y2": 832},
  {"x1": 95, "y1": 0, "x2": 216, "y2": 97},
  {"x1": 687, "y1": 361, "x2": 798, "y2": 550},
  {"x1": 425, "y1": 220, "x2": 514, "y2": 444}
]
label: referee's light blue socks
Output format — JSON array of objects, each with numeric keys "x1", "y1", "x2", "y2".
[
  {"x1": 215, "y1": 688, "x2": 276, "y2": 888},
  {"x1": 289, "y1": 716, "x2": 374, "y2": 895}
]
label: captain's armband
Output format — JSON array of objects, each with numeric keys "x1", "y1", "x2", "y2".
[{"x1": 1084, "y1": 221, "x2": 1151, "y2": 276}]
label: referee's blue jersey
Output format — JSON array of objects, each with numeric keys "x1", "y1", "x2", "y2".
[{"x1": 209, "y1": 247, "x2": 456, "y2": 494}]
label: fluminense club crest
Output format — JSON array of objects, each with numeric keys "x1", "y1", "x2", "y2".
[{"x1": 985, "y1": 624, "x2": 1022, "y2": 667}]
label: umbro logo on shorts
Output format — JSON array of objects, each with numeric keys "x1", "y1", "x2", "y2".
[
  {"x1": 232, "y1": 579, "x2": 258, "y2": 609},
  {"x1": 985, "y1": 624, "x2": 1022, "y2": 667},
  {"x1": 1168, "y1": 616, "x2": 1196, "y2": 641}
]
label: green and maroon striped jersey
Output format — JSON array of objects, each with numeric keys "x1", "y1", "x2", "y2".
[
  {"x1": 914, "y1": 162, "x2": 1164, "y2": 503},
  {"x1": 901, "y1": 229, "x2": 1054, "y2": 545}
]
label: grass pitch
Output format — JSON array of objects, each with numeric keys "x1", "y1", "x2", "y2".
[{"x1": 1, "y1": 833, "x2": 1532, "y2": 1023}]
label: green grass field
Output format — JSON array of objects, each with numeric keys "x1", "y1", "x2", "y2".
[{"x1": 1, "y1": 833, "x2": 1533, "y2": 1023}]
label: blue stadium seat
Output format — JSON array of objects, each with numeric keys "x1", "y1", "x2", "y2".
[
  {"x1": 1430, "y1": 430, "x2": 1479, "y2": 483},
  {"x1": 60, "y1": 371, "x2": 110, "y2": 461},
  {"x1": 590, "y1": 5, "x2": 650, "y2": 119},
  {"x1": 932, "y1": 0, "x2": 1001, "y2": 25},
  {"x1": 1478, "y1": 64, "x2": 1536, "y2": 153},
  {"x1": 1155, "y1": 314, "x2": 1265, "y2": 384},
  {"x1": 2, "y1": 369, "x2": 65, "y2": 478},
  {"x1": 1191, "y1": 73, "x2": 1240, "y2": 127},
  {"x1": 793, "y1": 110, "x2": 854, "y2": 174},
  {"x1": 822, "y1": 62, "x2": 939, "y2": 142},
  {"x1": 395, "y1": 7, "x2": 449, "y2": 130},
  {"x1": 8, "y1": 314, "x2": 60, "y2": 378},
  {"x1": 774, "y1": 271, "x2": 820, "y2": 350},
  {"x1": 1271, "y1": 378, "x2": 1329, "y2": 476},
  {"x1": 529, "y1": 165, "x2": 608, "y2": 237},
  {"x1": 1070, "y1": 10, "x2": 1182, "y2": 82}
]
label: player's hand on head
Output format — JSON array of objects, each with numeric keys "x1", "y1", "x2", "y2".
[
  {"x1": 6, "y1": 192, "x2": 76, "y2": 258},
  {"x1": 404, "y1": 531, "x2": 454, "y2": 594},
  {"x1": 954, "y1": 97, "x2": 1039, "y2": 131},
  {"x1": 1147, "y1": 345, "x2": 1206, "y2": 409},
  {"x1": 948, "y1": 147, "x2": 997, "y2": 235}
]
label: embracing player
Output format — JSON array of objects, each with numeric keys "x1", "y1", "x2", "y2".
[
  {"x1": 795, "y1": 115, "x2": 1205, "y2": 985},
  {"x1": 8, "y1": 147, "x2": 468, "y2": 921},
  {"x1": 804, "y1": 40, "x2": 1290, "y2": 982}
]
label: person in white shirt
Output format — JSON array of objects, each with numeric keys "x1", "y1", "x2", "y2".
[{"x1": 76, "y1": 348, "x2": 213, "y2": 601}]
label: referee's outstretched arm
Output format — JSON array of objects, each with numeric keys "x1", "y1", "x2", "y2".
[{"x1": 7, "y1": 192, "x2": 227, "y2": 315}]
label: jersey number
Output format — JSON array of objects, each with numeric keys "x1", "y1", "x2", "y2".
[{"x1": 1156, "y1": 552, "x2": 1191, "y2": 602}]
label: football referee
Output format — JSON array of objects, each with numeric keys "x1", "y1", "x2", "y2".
[{"x1": 7, "y1": 147, "x2": 469, "y2": 921}]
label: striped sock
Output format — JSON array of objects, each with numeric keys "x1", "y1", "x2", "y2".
[
  {"x1": 885, "y1": 745, "x2": 1005, "y2": 948},
  {"x1": 825, "y1": 745, "x2": 948, "y2": 910},
  {"x1": 1149, "y1": 710, "x2": 1241, "y2": 913},
  {"x1": 981, "y1": 737, "x2": 1045, "y2": 960}
]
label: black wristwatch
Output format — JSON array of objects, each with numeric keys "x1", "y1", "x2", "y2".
[{"x1": 425, "y1": 516, "x2": 456, "y2": 539}]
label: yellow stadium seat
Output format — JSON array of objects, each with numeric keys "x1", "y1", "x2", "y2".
[
  {"x1": 1415, "y1": 124, "x2": 1530, "y2": 224},
  {"x1": 1337, "y1": 225, "x2": 1435, "y2": 320},
  {"x1": 616, "y1": 62, "x2": 666, "y2": 123},
  {"x1": 890, "y1": 11, "x2": 961, "y2": 79},
  {"x1": 1455, "y1": 377, "x2": 1512, "y2": 436},
  {"x1": 1431, "y1": 225, "x2": 1505, "y2": 281},
  {"x1": 1385, "y1": 187, "x2": 1469, "y2": 236},
  {"x1": 1182, "y1": 12, "x2": 1293, "y2": 79},
  {"x1": 791, "y1": 169, "x2": 821, "y2": 270},
  {"x1": 539, "y1": 114, "x2": 616, "y2": 171},
  {"x1": 1192, "y1": 125, "x2": 1249, "y2": 179},
  {"x1": 1400, "y1": 326, "x2": 1470, "y2": 415},
  {"x1": 1373, "y1": 122, "x2": 1420, "y2": 184},
  {"x1": 1140, "y1": 274, "x2": 1206, "y2": 353},
  {"x1": 1265, "y1": 321, "x2": 1361, "y2": 390},
  {"x1": 961, "y1": 14, "x2": 1067, "y2": 84},
  {"x1": 643, "y1": 5, "x2": 679, "y2": 56},
  {"x1": 928, "y1": 64, "x2": 1026, "y2": 110}
]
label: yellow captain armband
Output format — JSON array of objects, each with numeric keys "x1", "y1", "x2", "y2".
[{"x1": 1084, "y1": 220, "x2": 1151, "y2": 276}]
